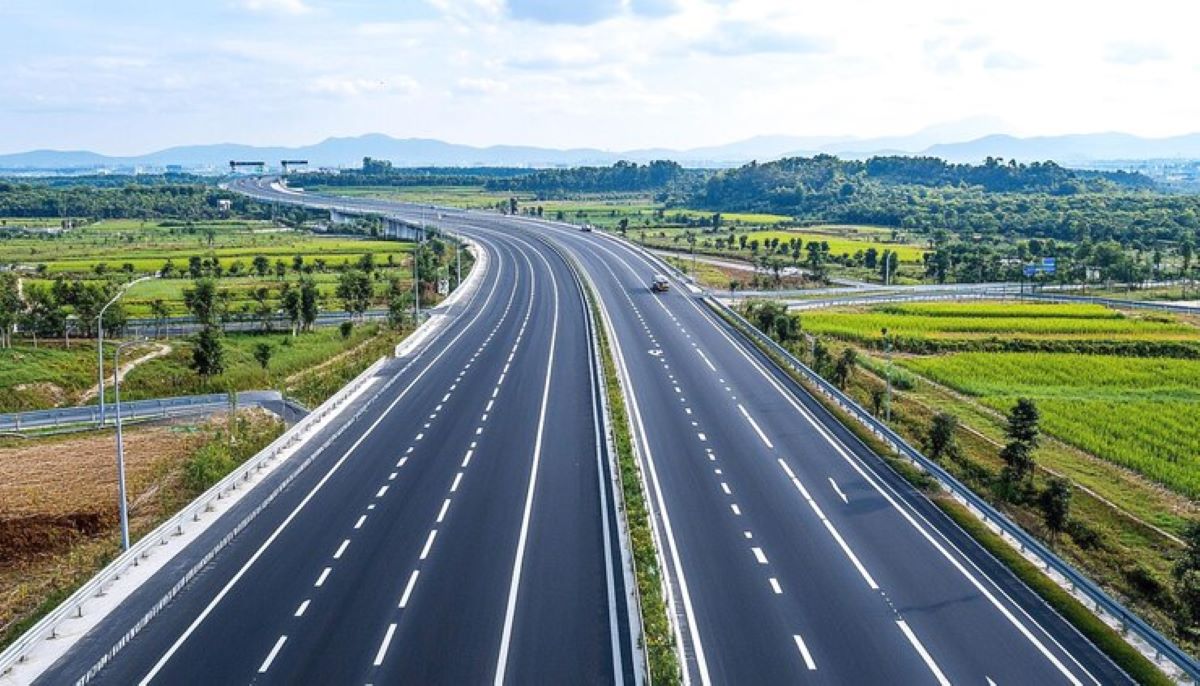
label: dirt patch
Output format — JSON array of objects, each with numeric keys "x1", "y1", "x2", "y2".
[
  {"x1": 77, "y1": 342, "x2": 172, "y2": 403},
  {"x1": 9, "y1": 382, "x2": 67, "y2": 409}
]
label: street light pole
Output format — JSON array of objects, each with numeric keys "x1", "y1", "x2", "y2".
[
  {"x1": 113, "y1": 338, "x2": 144, "y2": 551},
  {"x1": 97, "y1": 275, "x2": 153, "y2": 427},
  {"x1": 882, "y1": 327, "x2": 892, "y2": 423},
  {"x1": 412, "y1": 235, "x2": 421, "y2": 324}
]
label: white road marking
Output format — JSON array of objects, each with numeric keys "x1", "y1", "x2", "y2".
[
  {"x1": 333, "y1": 539, "x2": 349, "y2": 559},
  {"x1": 720, "y1": 482, "x2": 732, "y2": 495},
  {"x1": 481, "y1": 413, "x2": 489, "y2": 422},
  {"x1": 743, "y1": 531, "x2": 753, "y2": 539},
  {"x1": 398, "y1": 457, "x2": 408, "y2": 467},
  {"x1": 376, "y1": 486, "x2": 389, "y2": 498},
  {"x1": 399, "y1": 570, "x2": 419, "y2": 608},
  {"x1": 769, "y1": 578, "x2": 782, "y2": 594},
  {"x1": 752, "y1": 547, "x2": 768, "y2": 564},
  {"x1": 695, "y1": 348, "x2": 716, "y2": 371},
  {"x1": 389, "y1": 472, "x2": 397, "y2": 481},
  {"x1": 731, "y1": 504, "x2": 741, "y2": 515},
  {"x1": 415, "y1": 433, "x2": 424, "y2": 441},
  {"x1": 437, "y1": 498, "x2": 451, "y2": 523},
  {"x1": 828, "y1": 477, "x2": 849, "y2": 504},
  {"x1": 420, "y1": 529, "x2": 438, "y2": 560},
  {"x1": 787, "y1": 473, "x2": 878, "y2": 590},
  {"x1": 406, "y1": 447, "x2": 414, "y2": 454},
  {"x1": 793, "y1": 634, "x2": 817, "y2": 671},
  {"x1": 294, "y1": 600, "x2": 309, "y2": 617},
  {"x1": 258, "y1": 635, "x2": 287, "y2": 673},
  {"x1": 451, "y1": 472, "x2": 463, "y2": 492},
  {"x1": 462, "y1": 450, "x2": 473, "y2": 468},
  {"x1": 897, "y1": 620, "x2": 951, "y2": 686},
  {"x1": 738, "y1": 403, "x2": 774, "y2": 449},
  {"x1": 315, "y1": 568, "x2": 331, "y2": 587},
  {"x1": 697, "y1": 432, "x2": 707, "y2": 442},
  {"x1": 486, "y1": 399, "x2": 494, "y2": 412},
  {"x1": 442, "y1": 393, "x2": 451, "y2": 403},
  {"x1": 476, "y1": 427, "x2": 483, "y2": 435},
  {"x1": 354, "y1": 515, "x2": 366, "y2": 529},
  {"x1": 373, "y1": 623, "x2": 398, "y2": 667}
]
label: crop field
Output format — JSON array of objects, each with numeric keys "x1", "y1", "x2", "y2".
[
  {"x1": 900, "y1": 353, "x2": 1200, "y2": 497},
  {"x1": 802, "y1": 302, "x2": 1194, "y2": 341},
  {"x1": 311, "y1": 184, "x2": 523, "y2": 209}
]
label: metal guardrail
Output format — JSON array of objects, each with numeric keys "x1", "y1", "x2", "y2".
[
  {"x1": 0, "y1": 392, "x2": 290, "y2": 432},
  {"x1": 0, "y1": 356, "x2": 387, "y2": 681},
  {"x1": 707, "y1": 295, "x2": 1200, "y2": 683}
]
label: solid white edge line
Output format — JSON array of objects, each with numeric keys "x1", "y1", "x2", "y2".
[
  {"x1": 737, "y1": 403, "x2": 774, "y2": 449},
  {"x1": 896, "y1": 620, "x2": 951, "y2": 686}
]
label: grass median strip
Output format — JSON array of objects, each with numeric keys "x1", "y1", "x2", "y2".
[{"x1": 588, "y1": 286, "x2": 681, "y2": 685}]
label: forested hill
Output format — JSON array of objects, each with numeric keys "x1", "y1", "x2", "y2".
[{"x1": 698, "y1": 155, "x2": 1153, "y2": 209}]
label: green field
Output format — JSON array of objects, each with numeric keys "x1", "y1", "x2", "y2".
[
  {"x1": 802, "y1": 302, "x2": 1193, "y2": 341},
  {"x1": 899, "y1": 353, "x2": 1200, "y2": 497}
]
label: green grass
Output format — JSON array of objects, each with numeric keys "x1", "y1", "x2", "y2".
[
  {"x1": 803, "y1": 306, "x2": 1193, "y2": 341},
  {"x1": 900, "y1": 353, "x2": 1200, "y2": 497},
  {"x1": 0, "y1": 343, "x2": 118, "y2": 412}
]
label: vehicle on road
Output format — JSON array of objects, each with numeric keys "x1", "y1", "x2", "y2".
[
  {"x1": 580, "y1": 223, "x2": 594, "y2": 232},
  {"x1": 651, "y1": 274, "x2": 670, "y2": 292}
]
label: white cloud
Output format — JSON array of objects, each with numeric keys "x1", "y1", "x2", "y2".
[
  {"x1": 453, "y1": 77, "x2": 509, "y2": 95},
  {"x1": 1104, "y1": 41, "x2": 1170, "y2": 66},
  {"x1": 309, "y1": 76, "x2": 418, "y2": 98},
  {"x1": 237, "y1": 0, "x2": 312, "y2": 15}
]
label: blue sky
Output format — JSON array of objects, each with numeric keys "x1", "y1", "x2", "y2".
[{"x1": 1, "y1": 0, "x2": 1197, "y2": 154}]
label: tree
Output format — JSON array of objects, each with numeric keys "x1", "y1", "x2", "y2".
[
  {"x1": 183, "y1": 278, "x2": 221, "y2": 326},
  {"x1": 251, "y1": 286, "x2": 274, "y2": 332},
  {"x1": 274, "y1": 259, "x2": 287, "y2": 280},
  {"x1": 188, "y1": 255, "x2": 203, "y2": 278},
  {"x1": 299, "y1": 278, "x2": 320, "y2": 332},
  {"x1": 0, "y1": 273, "x2": 23, "y2": 348},
  {"x1": 833, "y1": 347, "x2": 857, "y2": 389},
  {"x1": 292, "y1": 254, "x2": 305, "y2": 274},
  {"x1": 387, "y1": 278, "x2": 411, "y2": 330},
  {"x1": 336, "y1": 269, "x2": 373, "y2": 320},
  {"x1": 252, "y1": 254, "x2": 270, "y2": 277},
  {"x1": 149, "y1": 299, "x2": 171, "y2": 339},
  {"x1": 191, "y1": 325, "x2": 225, "y2": 381},
  {"x1": 925, "y1": 412, "x2": 960, "y2": 462},
  {"x1": 1000, "y1": 398, "x2": 1040, "y2": 491},
  {"x1": 1038, "y1": 478, "x2": 1072, "y2": 543},
  {"x1": 253, "y1": 342, "x2": 273, "y2": 371},
  {"x1": 280, "y1": 285, "x2": 302, "y2": 336},
  {"x1": 21, "y1": 284, "x2": 65, "y2": 346},
  {"x1": 1174, "y1": 522, "x2": 1200, "y2": 633},
  {"x1": 340, "y1": 320, "x2": 354, "y2": 339}
]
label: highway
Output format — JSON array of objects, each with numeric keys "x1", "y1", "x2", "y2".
[
  {"x1": 27, "y1": 176, "x2": 1135, "y2": 685},
  {"x1": 33, "y1": 194, "x2": 635, "y2": 684}
]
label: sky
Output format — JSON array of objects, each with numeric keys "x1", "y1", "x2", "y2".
[{"x1": 1, "y1": 0, "x2": 1198, "y2": 155}]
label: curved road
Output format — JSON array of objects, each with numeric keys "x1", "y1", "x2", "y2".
[{"x1": 32, "y1": 177, "x2": 1134, "y2": 685}]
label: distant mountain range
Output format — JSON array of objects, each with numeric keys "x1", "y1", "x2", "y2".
[{"x1": 4, "y1": 131, "x2": 1200, "y2": 171}]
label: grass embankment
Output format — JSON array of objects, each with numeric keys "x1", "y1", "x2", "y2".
[
  {"x1": 0, "y1": 323, "x2": 407, "y2": 413},
  {"x1": 0, "y1": 410, "x2": 283, "y2": 651},
  {"x1": 713, "y1": 303, "x2": 1175, "y2": 684},
  {"x1": 590, "y1": 292, "x2": 680, "y2": 684}
]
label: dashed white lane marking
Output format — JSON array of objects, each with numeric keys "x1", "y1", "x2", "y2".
[
  {"x1": 481, "y1": 413, "x2": 489, "y2": 422},
  {"x1": 743, "y1": 531, "x2": 753, "y2": 539},
  {"x1": 492, "y1": 387, "x2": 499, "y2": 398},
  {"x1": 793, "y1": 634, "x2": 817, "y2": 671},
  {"x1": 752, "y1": 547, "x2": 768, "y2": 564},
  {"x1": 769, "y1": 578, "x2": 783, "y2": 594},
  {"x1": 462, "y1": 450, "x2": 474, "y2": 468},
  {"x1": 829, "y1": 477, "x2": 849, "y2": 504},
  {"x1": 738, "y1": 403, "x2": 774, "y2": 449},
  {"x1": 355, "y1": 515, "x2": 367, "y2": 529},
  {"x1": 897, "y1": 620, "x2": 951, "y2": 686},
  {"x1": 373, "y1": 623, "x2": 398, "y2": 667},
  {"x1": 405, "y1": 447, "x2": 414, "y2": 454},
  {"x1": 720, "y1": 482, "x2": 732, "y2": 496},
  {"x1": 315, "y1": 568, "x2": 331, "y2": 587},
  {"x1": 294, "y1": 600, "x2": 310, "y2": 617},
  {"x1": 697, "y1": 432, "x2": 707, "y2": 442},
  {"x1": 258, "y1": 635, "x2": 287, "y2": 673},
  {"x1": 437, "y1": 498, "x2": 451, "y2": 523},
  {"x1": 376, "y1": 486, "x2": 389, "y2": 498},
  {"x1": 442, "y1": 393, "x2": 451, "y2": 403},
  {"x1": 451, "y1": 472, "x2": 464, "y2": 492},
  {"x1": 730, "y1": 504, "x2": 742, "y2": 515},
  {"x1": 333, "y1": 539, "x2": 350, "y2": 560},
  {"x1": 367, "y1": 504, "x2": 375, "y2": 511},
  {"x1": 399, "y1": 570, "x2": 420, "y2": 608},
  {"x1": 415, "y1": 433, "x2": 424, "y2": 441},
  {"x1": 476, "y1": 427, "x2": 483, "y2": 435},
  {"x1": 420, "y1": 529, "x2": 438, "y2": 560},
  {"x1": 695, "y1": 348, "x2": 716, "y2": 371},
  {"x1": 486, "y1": 399, "x2": 494, "y2": 412},
  {"x1": 388, "y1": 472, "x2": 397, "y2": 481},
  {"x1": 785, "y1": 465, "x2": 879, "y2": 590}
]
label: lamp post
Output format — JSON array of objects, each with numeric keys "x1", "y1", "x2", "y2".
[
  {"x1": 113, "y1": 338, "x2": 145, "y2": 551},
  {"x1": 97, "y1": 275, "x2": 154, "y2": 427}
]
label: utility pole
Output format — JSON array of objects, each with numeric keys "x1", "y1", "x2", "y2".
[
  {"x1": 113, "y1": 338, "x2": 144, "y2": 551},
  {"x1": 412, "y1": 236, "x2": 421, "y2": 323},
  {"x1": 456, "y1": 239, "x2": 461, "y2": 288}
]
